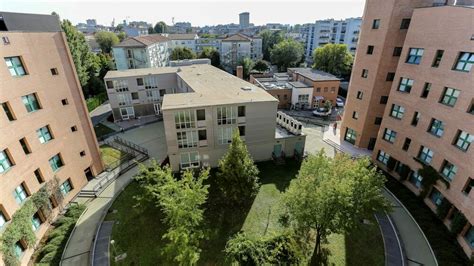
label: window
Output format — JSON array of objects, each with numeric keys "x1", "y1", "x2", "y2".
[
  {"x1": 0, "y1": 149, "x2": 14, "y2": 173},
  {"x1": 400, "y1": 18, "x2": 411, "y2": 29},
  {"x1": 14, "y1": 242, "x2": 25, "y2": 258},
  {"x1": 441, "y1": 160, "x2": 457, "y2": 181},
  {"x1": 144, "y1": 76, "x2": 158, "y2": 89},
  {"x1": 421, "y1": 83, "x2": 431, "y2": 98},
  {"x1": 159, "y1": 89, "x2": 166, "y2": 97},
  {"x1": 61, "y1": 99, "x2": 69, "y2": 105},
  {"x1": 175, "y1": 110, "x2": 196, "y2": 129},
  {"x1": 22, "y1": 93, "x2": 41, "y2": 112},
  {"x1": 217, "y1": 106, "x2": 237, "y2": 125},
  {"x1": 298, "y1": 94, "x2": 309, "y2": 103},
  {"x1": 418, "y1": 146, "x2": 434, "y2": 164},
  {"x1": 410, "y1": 112, "x2": 420, "y2": 126},
  {"x1": 374, "y1": 117, "x2": 382, "y2": 125},
  {"x1": 120, "y1": 107, "x2": 134, "y2": 120},
  {"x1": 409, "y1": 171, "x2": 423, "y2": 188},
  {"x1": 316, "y1": 87, "x2": 321, "y2": 92},
  {"x1": 428, "y1": 118, "x2": 444, "y2": 137},
  {"x1": 238, "y1": 126, "x2": 246, "y2": 136},
  {"x1": 380, "y1": 96, "x2": 388, "y2": 104},
  {"x1": 352, "y1": 111, "x2": 358, "y2": 120},
  {"x1": 464, "y1": 225, "x2": 474, "y2": 248},
  {"x1": 367, "y1": 45, "x2": 374, "y2": 54},
  {"x1": 372, "y1": 19, "x2": 380, "y2": 29},
  {"x1": 0, "y1": 211, "x2": 7, "y2": 229},
  {"x1": 136, "y1": 78, "x2": 144, "y2": 86},
  {"x1": 238, "y1": 106, "x2": 246, "y2": 117},
  {"x1": 383, "y1": 128, "x2": 397, "y2": 143},
  {"x1": 19, "y1": 138, "x2": 31, "y2": 154},
  {"x1": 454, "y1": 130, "x2": 473, "y2": 151},
  {"x1": 49, "y1": 154, "x2": 64, "y2": 172},
  {"x1": 398, "y1": 77, "x2": 413, "y2": 93},
  {"x1": 71, "y1": 125, "x2": 78, "y2": 132},
  {"x1": 468, "y1": 100, "x2": 474, "y2": 115},
  {"x1": 59, "y1": 179, "x2": 73, "y2": 195},
  {"x1": 50, "y1": 68, "x2": 58, "y2": 75},
  {"x1": 402, "y1": 138, "x2": 411, "y2": 151},
  {"x1": 198, "y1": 130, "x2": 207, "y2": 141},
  {"x1": 218, "y1": 127, "x2": 234, "y2": 144},
  {"x1": 34, "y1": 169, "x2": 44, "y2": 184},
  {"x1": 196, "y1": 109, "x2": 205, "y2": 121},
  {"x1": 146, "y1": 90, "x2": 160, "y2": 102},
  {"x1": 356, "y1": 91, "x2": 363, "y2": 99},
  {"x1": 432, "y1": 50, "x2": 444, "y2": 68},
  {"x1": 113, "y1": 80, "x2": 129, "y2": 92},
  {"x1": 361, "y1": 69, "x2": 368, "y2": 78},
  {"x1": 344, "y1": 128, "x2": 357, "y2": 144},
  {"x1": 37, "y1": 126, "x2": 53, "y2": 143},
  {"x1": 4, "y1": 56, "x2": 26, "y2": 76},
  {"x1": 440, "y1": 87, "x2": 460, "y2": 107},
  {"x1": 180, "y1": 152, "x2": 200, "y2": 169},
  {"x1": 377, "y1": 150, "x2": 390, "y2": 165},
  {"x1": 406, "y1": 48, "x2": 424, "y2": 64},
  {"x1": 131, "y1": 92, "x2": 139, "y2": 100},
  {"x1": 32, "y1": 213, "x2": 42, "y2": 231},
  {"x1": 386, "y1": 72, "x2": 395, "y2": 81},
  {"x1": 177, "y1": 131, "x2": 198, "y2": 148},
  {"x1": 331, "y1": 87, "x2": 335, "y2": 93},
  {"x1": 2, "y1": 36, "x2": 10, "y2": 45},
  {"x1": 390, "y1": 104, "x2": 405, "y2": 119},
  {"x1": 462, "y1": 178, "x2": 474, "y2": 195},
  {"x1": 393, "y1": 47, "x2": 402, "y2": 57},
  {"x1": 106, "y1": 80, "x2": 114, "y2": 89},
  {"x1": 13, "y1": 183, "x2": 28, "y2": 204},
  {"x1": 80, "y1": 151, "x2": 86, "y2": 157},
  {"x1": 453, "y1": 52, "x2": 473, "y2": 72},
  {"x1": 2, "y1": 102, "x2": 16, "y2": 121}
]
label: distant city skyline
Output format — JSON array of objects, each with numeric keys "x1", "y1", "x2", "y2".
[{"x1": 1, "y1": 0, "x2": 365, "y2": 27}]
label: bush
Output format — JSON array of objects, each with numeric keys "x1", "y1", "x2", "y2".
[
  {"x1": 436, "y1": 199, "x2": 452, "y2": 219},
  {"x1": 450, "y1": 212, "x2": 467, "y2": 235},
  {"x1": 86, "y1": 92, "x2": 107, "y2": 112}
]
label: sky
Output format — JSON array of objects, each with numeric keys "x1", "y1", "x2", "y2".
[{"x1": 1, "y1": 0, "x2": 365, "y2": 27}]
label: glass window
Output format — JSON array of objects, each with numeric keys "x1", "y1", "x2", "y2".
[
  {"x1": 402, "y1": 138, "x2": 411, "y2": 151},
  {"x1": 217, "y1": 106, "x2": 237, "y2": 125},
  {"x1": 198, "y1": 130, "x2": 207, "y2": 141},
  {"x1": 398, "y1": 77, "x2": 413, "y2": 93},
  {"x1": 144, "y1": 76, "x2": 159, "y2": 89},
  {"x1": 177, "y1": 131, "x2": 198, "y2": 149},
  {"x1": 238, "y1": 126, "x2": 246, "y2": 136},
  {"x1": 429, "y1": 188, "x2": 444, "y2": 206},
  {"x1": 390, "y1": 104, "x2": 405, "y2": 119},
  {"x1": 175, "y1": 110, "x2": 196, "y2": 129},
  {"x1": 131, "y1": 92, "x2": 139, "y2": 100},
  {"x1": 22, "y1": 93, "x2": 41, "y2": 113},
  {"x1": 2, "y1": 102, "x2": 16, "y2": 121},
  {"x1": 352, "y1": 111, "x2": 358, "y2": 119},
  {"x1": 380, "y1": 96, "x2": 388, "y2": 104},
  {"x1": 418, "y1": 146, "x2": 434, "y2": 164},
  {"x1": 180, "y1": 151, "x2": 200, "y2": 169},
  {"x1": 298, "y1": 94, "x2": 309, "y2": 103},
  {"x1": 344, "y1": 128, "x2": 357, "y2": 144},
  {"x1": 454, "y1": 130, "x2": 473, "y2": 151},
  {"x1": 411, "y1": 112, "x2": 420, "y2": 126},
  {"x1": 453, "y1": 52, "x2": 474, "y2": 72},
  {"x1": 31, "y1": 213, "x2": 42, "y2": 231},
  {"x1": 113, "y1": 79, "x2": 129, "y2": 92},
  {"x1": 409, "y1": 171, "x2": 423, "y2": 188},
  {"x1": 440, "y1": 87, "x2": 460, "y2": 107},
  {"x1": 386, "y1": 72, "x2": 395, "y2": 81},
  {"x1": 372, "y1": 19, "x2": 380, "y2": 29},
  {"x1": 14, "y1": 242, "x2": 25, "y2": 258},
  {"x1": 441, "y1": 160, "x2": 457, "y2": 181},
  {"x1": 34, "y1": 169, "x2": 44, "y2": 184},
  {"x1": 421, "y1": 83, "x2": 431, "y2": 98},
  {"x1": 218, "y1": 127, "x2": 234, "y2": 144},
  {"x1": 196, "y1": 109, "x2": 205, "y2": 121},
  {"x1": 136, "y1": 78, "x2": 144, "y2": 86},
  {"x1": 377, "y1": 150, "x2": 390, "y2": 165},
  {"x1": 238, "y1": 106, "x2": 246, "y2": 117},
  {"x1": 37, "y1": 125, "x2": 53, "y2": 143},
  {"x1": 13, "y1": 184, "x2": 28, "y2": 204},
  {"x1": 0, "y1": 149, "x2": 14, "y2": 173},
  {"x1": 400, "y1": 18, "x2": 411, "y2": 29},
  {"x1": 463, "y1": 178, "x2": 474, "y2": 195},
  {"x1": 49, "y1": 154, "x2": 64, "y2": 172},
  {"x1": 464, "y1": 225, "x2": 474, "y2": 248},
  {"x1": 383, "y1": 128, "x2": 397, "y2": 143},
  {"x1": 361, "y1": 69, "x2": 368, "y2": 78},
  {"x1": 4, "y1": 56, "x2": 26, "y2": 76},
  {"x1": 432, "y1": 50, "x2": 444, "y2": 68},
  {"x1": 117, "y1": 93, "x2": 132, "y2": 106},
  {"x1": 393, "y1": 47, "x2": 402, "y2": 57},
  {"x1": 59, "y1": 179, "x2": 73, "y2": 195},
  {"x1": 428, "y1": 118, "x2": 444, "y2": 137},
  {"x1": 356, "y1": 91, "x2": 363, "y2": 99},
  {"x1": 19, "y1": 138, "x2": 31, "y2": 154},
  {"x1": 146, "y1": 90, "x2": 160, "y2": 102},
  {"x1": 406, "y1": 48, "x2": 424, "y2": 64},
  {"x1": 0, "y1": 211, "x2": 7, "y2": 229},
  {"x1": 367, "y1": 45, "x2": 374, "y2": 54},
  {"x1": 374, "y1": 117, "x2": 382, "y2": 125}
]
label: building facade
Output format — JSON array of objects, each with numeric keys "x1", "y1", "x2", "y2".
[
  {"x1": 340, "y1": 0, "x2": 474, "y2": 258},
  {"x1": 239, "y1": 12, "x2": 250, "y2": 29},
  {"x1": 112, "y1": 35, "x2": 171, "y2": 70},
  {"x1": 220, "y1": 33, "x2": 262, "y2": 71},
  {"x1": 165, "y1": 33, "x2": 199, "y2": 52},
  {"x1": 0, "y1": 11, "x2": 103, "y2": 264}
]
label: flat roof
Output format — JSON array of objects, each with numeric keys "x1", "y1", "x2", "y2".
[
  {"x1": 288, "y1": 68, "x2": 340, "y2": 81},
  {"x1": 289, "y1": 81, "x2": 311, "y2": 88}
]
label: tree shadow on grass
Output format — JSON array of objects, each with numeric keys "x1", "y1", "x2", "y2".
[
  {"x1": 310, "y1": 246, "x2": 333, "y2": 266},
  {"x1": 344, "y1": 221, "x2": 385, "y2": 266},
  {"x1": 257, "y1": 160, "x2": 301, "y2": 192}
]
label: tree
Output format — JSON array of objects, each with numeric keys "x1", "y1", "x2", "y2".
[
  {"x1": 134, "y1": 161, "x2": 210, "y2": 265},
  {"x1": 154, "y1": 21, "x2": 168, "y2": 33},
  {"x1": 117, "y1": 31, "x2": 127, "y2": 42},
  {"x1": 312, "y1": 44, "x2": 353, "y2": 78},
  {"x1": 282, "y1": 151, "x2": 390, "y2": 264},
  {"x1": 260, "y1": 30, "x2": 284, "y2": 61},
  {"x1": 216, "y1": 129, "x2": 260, "y2": 207},
  {"x1": 270, "y1": 39, "x2": 304, "y2": 71},
  {"x1": 198, "y1": 47, "x2": 220, "y2": 67},
  {"x1": 94, "y1": 31, "x2": 119, "y2": 54},
  {"x1": 170, "y1": 47, "x2": 196, "y2": 61},
  {"x1": 238, "y1": 57, "x2": 254, "y2": 79},
  {"x1": 252, "y1": 60, "x2": 268, "y2": 72},
  {"x1": 148, "y1": 26, "x2": 155, "y2": 34}
]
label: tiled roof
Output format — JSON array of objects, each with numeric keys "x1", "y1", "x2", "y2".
[
  {"x1": 166, "y1": 33, "x2": 198, "y2": 40},
  {"x1": 114, "y1": 34, "x2": 170, "y2": 47},
  {"x1": 222, "y1": 33, "x2": 253, "y2": 42}
]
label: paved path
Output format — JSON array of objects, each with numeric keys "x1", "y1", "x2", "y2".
[
  {"x1": 93, "y1": 221, "x2": 114, "y2": 266},
  {"x1": 375, "y1": 212, "x2": 404, "y2": 266}
]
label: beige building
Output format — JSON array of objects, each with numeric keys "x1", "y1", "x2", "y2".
[
  {"x1": 0, "y1": 11, "x2": 103, "y2": 264},
  {"x1": 341, "y1": 0, "x2": 473, "y2": 258}
]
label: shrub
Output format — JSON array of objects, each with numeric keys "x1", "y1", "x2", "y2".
[
  {"x1": 436, "y1": 199, "x2": 452, "y2": 219},
  {"x1": 450, "y1": 212, "x2": 467, "y2": 235}
]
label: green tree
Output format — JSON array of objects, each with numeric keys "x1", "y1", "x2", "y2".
[
  {"x1": 270, "y1": 39, "x2": 304, "y2": 71},
  {"x1": 170, "y1": 47, "x2": 196, "y2": 60},
  {"x1": 198, "y1": 47, "x2": 220, "y2": 67},
  {"x1": 252, "y1": 60, "x2": 268, "y2": 72},
  {"x1": 312, "y1": 44, "x2": 353, "y2": 78},
  {"x1": 117, "y1": 31, "x2": 127, "y2": 42},
  {"x1": 148, "y1": 26, "x2": 155, "y2": 34},
  {"x1": 154, "y1": 21, "x2": 168, "y2": 33},
  {"x1": 238, "y1": 57, "x2": 254, "y2": 79},
  {"x1": 216, "y1": 129, "x2": 260, "y2": 207},
  {"x1": 135, "y1": 161, "x2": 210, "y2": 265},
  {"x1": 260, "y1": 30, "x2": 284, "y2": 60},
  {"x1": 282, "y1": 151, "x2": 390, "y2": 264},
  {"x1": 94, "y1": 31, "x2": 119, "y2": 54}
]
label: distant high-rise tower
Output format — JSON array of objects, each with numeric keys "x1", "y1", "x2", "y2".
[{"x1": 239, "y1": 12, "x2": 250, "y2": 29}]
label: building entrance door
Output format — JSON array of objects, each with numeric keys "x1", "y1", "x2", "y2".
[
  {"x1": 273, "y1": 144, "x2": 282, "y2": 157},
  {"x1": 84, "y1": 167, "x2": 94, "y2": 181}
]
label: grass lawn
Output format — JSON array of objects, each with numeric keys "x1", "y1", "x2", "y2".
[
  {"x1": 105, "y1": 160, "x2": 385, "y2": 265},
  {"x1": 100, "y1": 145, "x2": 129, "y2": 169},
  {"x1": 94, "y1": 123, "x2": 116, "y2": 139}
]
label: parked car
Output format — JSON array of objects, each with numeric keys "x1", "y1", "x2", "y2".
[
  {"x1": 336, "y1": 97, "x2": 345, "y2": 107},
  {"x1": 312, "y1": 107, "x2": 332, "y2": 117}
]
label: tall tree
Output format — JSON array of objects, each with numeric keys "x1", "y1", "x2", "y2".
[
  {"x1": 216, "y1": 129, "x2": 260, "y2": 207},
  {"x1": 238, "y1": 57, "x2": 254, "y2": 79},
  {"x1": 94, "y1": 31, "x2": 119, "y2": 54},
  {"x1": 312, "y1": 44, "x2": 353, "y2": 78},
  {"x1": 270, "y1": 39, "x2": 304, "y2": 71},
  {"x1": 260, "y1": 30, "x2": 284, "y2": 61},
  {"x1": 198, "y1": 47, "x2": 220, "y2": 67},
  {"x1": 154, "y1": 21, "x2": 168, "y2": 33},
  {"x1": 282, "y1": 151, "x2": 390, "y2": 264},
  {"x1": 117, "y1": 31, "x2": 127, "y2": 42},
  {"x1": 170, "y1": 47, "x2": 196, "y2": 60},
  {"x1": 148, "y1": 26, "x2": 155, "y2": 34},
  {"x1": 252, "y1": 60, "x2": 269, "y2": 72}
]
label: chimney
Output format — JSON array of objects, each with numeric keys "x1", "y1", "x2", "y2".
[{"x1": 236, "y1": 66, "x2": 243, "y2": 79}]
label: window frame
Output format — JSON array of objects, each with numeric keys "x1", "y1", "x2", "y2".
[
  {"x1": 22, "y1": 93, "x2": 42, "y2": 113},
  {"x1": 406, "y1": 48, "x2": 424, "y2": 65},
  {"x1": 383, "y1": 128, "x2": 397, "y2": 143},
  {"x1": 439, "y1": 87, "x2": 460, "y2": 107},
  {"x1": 453, "y1": 130, "x2": 472, "y2": 151},
  {"x1": 4, "y1": 56, "x2": 27, "y2": 77},
  {"x1": 398, "y1": 77, "x2": 414, "y2": 93},
  {"x1": 49, "y1": 154, "x2": 64, "y2": 172},
  {"x1": 390, "y1": 104, "x2": 405, "y2": 119},
  {"x1": 453, "y1": 52, "x2": 473, "y2": 72},
  {"x1": 37, "y1": 125, "x2": 53, "y2": 144},
  {"x1": 428, "y1": 118, "x2": 444, "y2": 137}
]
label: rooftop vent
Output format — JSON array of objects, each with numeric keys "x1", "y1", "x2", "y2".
[{"x1": 241, "y1": 86, "x2": 254, "y2": 92}]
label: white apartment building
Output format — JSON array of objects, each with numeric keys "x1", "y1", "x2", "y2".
[
  {"x1": 164, "y1": 33, "x2": 199, "y2": 52},
  {"x1": 195, "y1": 38, "x2": 222, "y2": 54},
  {"x1": 112, "y1": 35, "x2": 171, "y2": 70},
  {"x1": 104, "y1": 65, "x2": 306, "y2": 171},
  {"x1": 220, "y1": 33, "x2": 263, "y2": 71},
  {"x1": 304, "y1": 18, "x2": 361, "y2": 64}
]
